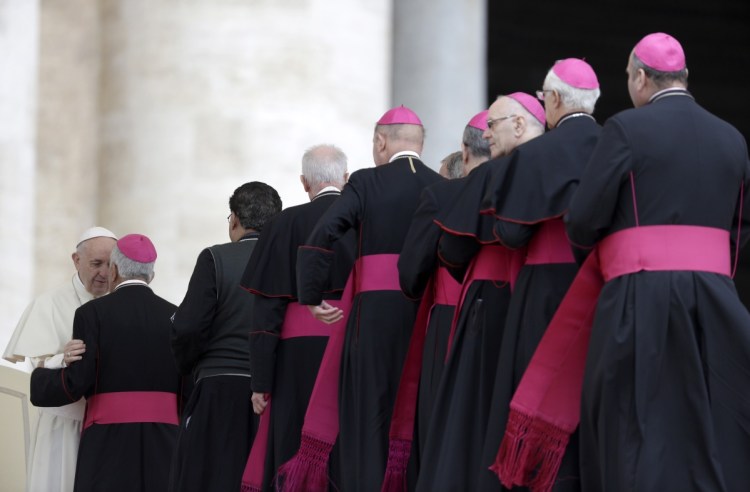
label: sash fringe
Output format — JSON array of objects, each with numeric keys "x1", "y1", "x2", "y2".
[
  {"x1": 276, "y1": 433, "x2": 334, "y2": 492},
  {"x1": 490, "y1": 409, "x2": 569, "y2": 492},
  {"x1": 240, "y1": 483, "x2": 261, "y2": 492},
  {"x1": 380, "y1": 438, "x2": 412, "y2": 492}
]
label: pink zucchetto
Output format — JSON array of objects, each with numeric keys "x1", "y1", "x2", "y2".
[
  {"x1": 118, "y1": 234, "x2": 157, "y2": 263},
  {"x1": 506, "y1": 92, "x2": 546, "y2": 127},
  {"x1": 467, "y1": 110, "x2": 489, "y2": 131},
  {"x1": 633, "y1": 32, "x2": 686, "y2": 72},
  {"x1": 377, "y1": 105, "x2": 423, "y2": 125},
  {"x1": 552, "y1": 58, "x2": 599, "y2": 89}
]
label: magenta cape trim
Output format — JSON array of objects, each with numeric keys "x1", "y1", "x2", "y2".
[
  {"x1": 524, "y1": 219, "x2": 575, "y2": 265},
  {"x1": 492, "y1": 225, "x2": 731, "y2": 492},
  {"x1": 275, "y1": 254, "x2": 401, "y2": 492},
  {"x1": 83, "y1": 391, "x2": 178, "y2": 430}
]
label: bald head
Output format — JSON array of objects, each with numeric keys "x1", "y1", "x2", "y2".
[{"x1": 372, "y1": 123, "x2": 425, "y2": 165}]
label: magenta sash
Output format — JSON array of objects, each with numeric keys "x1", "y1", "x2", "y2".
[
  {"x1": 524, "y1": 219, "x2": 575, "y2": 265},
  {"x1": 492, "y1": 225, "x2": 730, "y2": 492},
  {"x1": 83, "y1": 391, "x2": 178, "y2": 430},
  {"x1": 241, "y1": 299, "x2": 345, "y2": 492},
  {"x1": 381, "y1": 266, "x2": 461, "y2": 491},
  {"x1": 433, "y1": 266, "x2": 462, "y2": 306},
  {"x1": 275, "y1": 254, "x2": 401, "y2": 492},
  {"x1": 446, "y1": 245, "x2": 524, "y2": 357},
  {"x1": 280, "y1": 301, "x2": 344, "y2": 339}
]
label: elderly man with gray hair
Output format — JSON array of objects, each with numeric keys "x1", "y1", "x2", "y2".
[
  {"x1": 30, "y1": 234, "x2": 186, "y2": 492},
  {"x1": 238, "y1": 144, "x2": 356, "y2": 491},
  {"x1": 478, "y1": 58, "x2": 602, "y2": 491}
]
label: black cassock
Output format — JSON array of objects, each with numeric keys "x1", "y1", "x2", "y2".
[
  {"x1": 30, "y1": 282, "x2": 184, "y2": 492},
  {"x1": 297, "y1": 156, "x2": 442, "y2": 491},
  {"x1": 169, "y1": 232, "x2": 259, "y2": 492},
  {"x1": 241, "y1": 189, "x2": 356, "y2": 491},
  {"x1": 476, "y1": 114, "x2": 601, "y2": 492},
  {"x1": 568, "y1": 90, "x2": 750, "y2": 492},
  {"x1": 416, "y1": 160, "x2": 516, "y2": 492},
  {"x1": 398, "y1": 177, "x2": 466, "y2": 468}
]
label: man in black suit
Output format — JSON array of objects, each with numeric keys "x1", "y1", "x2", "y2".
[{"x1": 169, "y1": 181, "x2": 281, "y2": 492}]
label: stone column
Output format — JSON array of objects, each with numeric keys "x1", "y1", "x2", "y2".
[
  {"x1": 98, "y1": 0, "x2": 391, "y2": 303},
  {"x1": 34, "y1": 0, "x2": 102, "y2": 285},
  {"x1": 0, "y1": 0, "x2": 39, "y2": 355},
  {"x1": 392, "y1": 0, "x2": 487, "y2": 169}
]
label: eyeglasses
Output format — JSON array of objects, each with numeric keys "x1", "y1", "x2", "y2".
[
  {"x1": 227, "y1": 213, "x2": 232, "y2": 222},
  {"x1": 536, "y1": 89, "x2": 553, "y2": 101},
  {"x1": 486, "y1": 114, "x2": 517, "y2": 130}
]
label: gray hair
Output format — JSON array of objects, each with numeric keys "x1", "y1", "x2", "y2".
[
  {"x1": 462, "y1": 126, "x2": 490, "y2": 160},
  {"x1": 441, "y1": 151, "x2": 464, "y2": 179},
  {"x1": 110, "y1": 244, "x2": 154, "y2": 282},
  {"x1": 631, "y1": 53, "x2": 688, "y2": 89},
  {"x1": 301, "y1": 144, "x2": 348, "y2": 188},
  {"x1": 543, "y1": 70, "x2": 601, "y2": 114}
]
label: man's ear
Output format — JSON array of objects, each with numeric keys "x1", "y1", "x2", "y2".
[
  {"x1": 375, "y1": 131, "x2": 386, "y2": 152},
  {"x1": 514, "y1": 114, "x2": 527, "y2": 137},
  {"x1": 551, "y1": 89, "x2": 562, "y2": 110},
  {"x1": 300, "y1": 175, "x2": 310, "y2": 193},
  {"x1": 635, "y1": 67, "x2": 647, "y2": 91},
  {"x1": 72, "y1": 252, "x2": 80, "y2": 269}
]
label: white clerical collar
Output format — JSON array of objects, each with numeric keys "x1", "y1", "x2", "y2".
[
  {"x1": 389, "y1": 150, "x2": 420, "y2": 163},
  {"x1": 114, "y1": 279, "x2": 150, "y2": 291},
  {"x1": 72, "y1": 273, "x2": 95, "y2": 305},
  {"x1": 315, "y1": 186, "x2": 341, "y2": 197}
]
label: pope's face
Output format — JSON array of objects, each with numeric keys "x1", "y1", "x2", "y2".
[{"x1": 73, "y1": 237, "x2": 117, "y2": 296}]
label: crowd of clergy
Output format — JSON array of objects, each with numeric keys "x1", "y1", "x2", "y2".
[{"x1": 5, "y1": 31, "x2": 750, "y2": 492}]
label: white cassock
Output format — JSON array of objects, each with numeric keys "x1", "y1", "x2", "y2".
[{"x1": 3, "y1": 274, "x2": 92, "y2": 492}]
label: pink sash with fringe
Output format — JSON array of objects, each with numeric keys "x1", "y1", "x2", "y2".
[
  {"x1": 241, "y1": 300, "x2": 345, "y2": 492},
  {"x1": 273, "y1": 254, "x2": 401, "y2": 492},
  {"x1": 492, "y1": 225, "x2": 730, "y2": 492}
]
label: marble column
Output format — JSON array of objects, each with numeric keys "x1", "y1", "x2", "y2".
[
  {"x1": 392, "y1": 0, "x2": 487, "y2": 169},
  {"x1": 34, "y1": 0, "x2": 102, "y2": 286},
  {"x1": 0, "y1": 0, "x2": 39, "y2": 355},
  {"x1": 98, "y1": 0, "x2": 392, "y2": 304}
]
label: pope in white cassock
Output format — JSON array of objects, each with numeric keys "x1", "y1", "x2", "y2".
[{"x1": 3, "y1": 227, "x2": 117, "y2": 492}]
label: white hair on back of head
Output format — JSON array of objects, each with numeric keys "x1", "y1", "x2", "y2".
[
  {"x1": 301, "y1": 144, "x2": 348, "y2": 188},
  {"x1": 543, "y1": 70, "x2": 601, "y2": 114}
]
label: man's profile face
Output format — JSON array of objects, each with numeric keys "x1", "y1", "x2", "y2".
[
  {"x1": 483, "y1": 98, "x2": 517, "y2": 159},
  {"x1": 73, "y1": 237, "x2": 117, "y2": 296}
]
